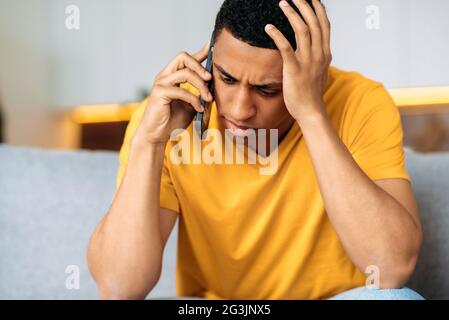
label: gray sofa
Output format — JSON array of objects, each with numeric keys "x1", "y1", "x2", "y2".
[{"x1": 0, "y1": 143, "x2": 448, "y2": 300}]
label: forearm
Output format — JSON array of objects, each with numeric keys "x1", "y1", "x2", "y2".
[
  {"x1": 87, "y1": 133, "x2": 166, "y2": 299},
  {"x1": 298, "y1": 109, "x2": 420, "y2": 286}
]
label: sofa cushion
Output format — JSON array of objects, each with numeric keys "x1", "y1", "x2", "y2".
[
  {"x1": 1, "y1": 144, "x2": 448, "y2": 299},
  {"x1": 0, "y1": 144, "x2": 177, "y2": 299},
  {"x1": 405, "y1": 150, "x2": 449, "y2": 299}
]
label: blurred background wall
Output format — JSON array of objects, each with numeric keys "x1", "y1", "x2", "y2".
[{"x1": 0, "y1": 0, "x2": 448, "y2": 149}]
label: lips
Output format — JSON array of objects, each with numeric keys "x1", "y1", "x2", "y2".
[{"x1": 222, "y1": 117, "x2": 255, "y2": 136}]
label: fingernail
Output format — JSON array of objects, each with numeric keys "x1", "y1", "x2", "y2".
[
  {"x1": 280, "y1": 0, "x2": 289, "y2": 7},
  {"x1": 265, "y1": 24, "x2": 274, "y2": 31},
  {"x1": 204, "y1": 71, "x2": 211, "y2": 78}
]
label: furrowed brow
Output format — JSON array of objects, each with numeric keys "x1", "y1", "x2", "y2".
[
  {"x1": 215, "y1": 64, "x2": 237, "y2": 80},
  {"x1": 215, "y1": 63, "x2": 282, "y2": 88}
]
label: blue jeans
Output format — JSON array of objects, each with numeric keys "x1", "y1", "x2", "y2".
[
  {"x1": 329, "y1": 286, "x2": 425, "y2": 300},
  {"x1": 152, "y1": 287, "x2": 425, "y2": 300}
]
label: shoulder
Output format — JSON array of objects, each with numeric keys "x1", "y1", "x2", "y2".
[
  {"x1": 327, "y1": 66, "x2": 386, "y2": 101},
  {"x1": 326, "y1": 67, "x2": 403, "y2": 150},
  {"x1": 327, "y1": 66, "x2": 397, "y2": 121}
]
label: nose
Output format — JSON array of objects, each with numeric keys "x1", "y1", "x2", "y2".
[{"x1": 228, "y1": 86, "x2": 257, "y2": 123}]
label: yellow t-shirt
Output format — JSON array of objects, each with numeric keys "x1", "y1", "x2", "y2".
[{"x1": 116, "y1": 66, "x2": 410, "y2": 300}]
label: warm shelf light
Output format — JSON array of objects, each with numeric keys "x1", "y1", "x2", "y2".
[
  {"x1": 71, "y1": 103, "x2": 140, "y2": 124},
  {"x1": 71, "y1": 86, "x2": 449, "y2": 124},
  {"x1": 388, "y1": 86, "x2": 449, "y2": 108}
]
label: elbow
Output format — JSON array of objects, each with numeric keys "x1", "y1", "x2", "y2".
[
  {"x1": 98, "y1": 288, "x2": 149, "y2": 300},
  {"x1": 379, "y1": 234, "x2": 422, "y2": 289},
  {"x1": 379, "y1": 260, "x2": 417, "y2": 289},
  {"x1": 97, "y1": 272, "x2": 161, "y2": 300},
  {"x1": 99, "y1": 288, "x2": 145, "y2": 300},
  {"x1": 86, "y1": 220, "x2": 163, "y2": 300},
  {"x1": 93, "y1": 258, "x2": 163, "y2": 300},
  {"x1": 87, "y1": 244, "x2": 163, "y2": 300}
]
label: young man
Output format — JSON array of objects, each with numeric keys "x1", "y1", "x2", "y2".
[{"x1": 87, "y1": 0, "x2": 423, "y2": 300}]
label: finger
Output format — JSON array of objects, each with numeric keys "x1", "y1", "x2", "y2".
[
  {"x1": 312, "y1": 0, "x2": 331, "y2": 59},
  {"x1": 158, "y1": 86, "x2": 204, "y2": 113},
  {"x1": 159, "y1": 49, "x2": 212, "y2": 80},
  {"x1": 278, "y1": 0, "x2": 311, "y2": 60},
  {"x1": 264, "y1": 24, "x2": 298, "y2": 67},
  {"x1": 176, "y1": 51, "x2": 213, "y2": 80},
  {"x1": 291, "y1": 0, "x2": 323, "y2": 59},
  {"x1": 158, "y1": 68, "x2": 213, "y2": 102},
  {"x1": 192, "y1": 40, "x2": 211, "y2": 62}
]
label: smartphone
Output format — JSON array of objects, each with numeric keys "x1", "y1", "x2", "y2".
[{"x1": 195, "y1": 32, "x2": 215, "y2": 139}]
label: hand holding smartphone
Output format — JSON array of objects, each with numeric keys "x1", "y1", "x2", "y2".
[{"x1": 195, "y1": 32, "x2": 215, "y2": 139}]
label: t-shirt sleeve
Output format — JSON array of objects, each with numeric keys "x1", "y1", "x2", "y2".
[
  {"x1": 346, "y1": 84, "x2": 411, "y2": 182},
  {"x1": 116, "y1": 99, "x2": 181, "y2": 214}
]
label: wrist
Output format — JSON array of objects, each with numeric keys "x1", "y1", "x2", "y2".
[
  {"x1": 294, "y1": 106, "x2": 328, "y2": 128},
  {"x1": 130, "y1": 131, "x2": 167, "y2": 154},
  {"x1": 131, "y1": 128, "x2": 167, "y2": 148}
]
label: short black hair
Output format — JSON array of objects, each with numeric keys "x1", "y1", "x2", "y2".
[{"x1": 213, "y1": 0, "x2": 316, "y2": 51}]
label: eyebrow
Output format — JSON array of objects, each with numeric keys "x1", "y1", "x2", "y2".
[{"x1": 214, "y1": 63, "x2": 282, "y2": 89}]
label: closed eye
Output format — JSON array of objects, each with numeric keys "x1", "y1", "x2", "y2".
[
  {"x1": 221, "y1": 76, "x2": 236, "y2": 84},
  {"x1": 221, "y1": 75, "x2": 280, "y2": 97},
  {"x1": 257, "y1": 89, "x2": 279, "y2": 97}
]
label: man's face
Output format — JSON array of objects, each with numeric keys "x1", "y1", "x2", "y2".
[{"x1": 212, "y1": 28, "x2": 295, "y2": 141}]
